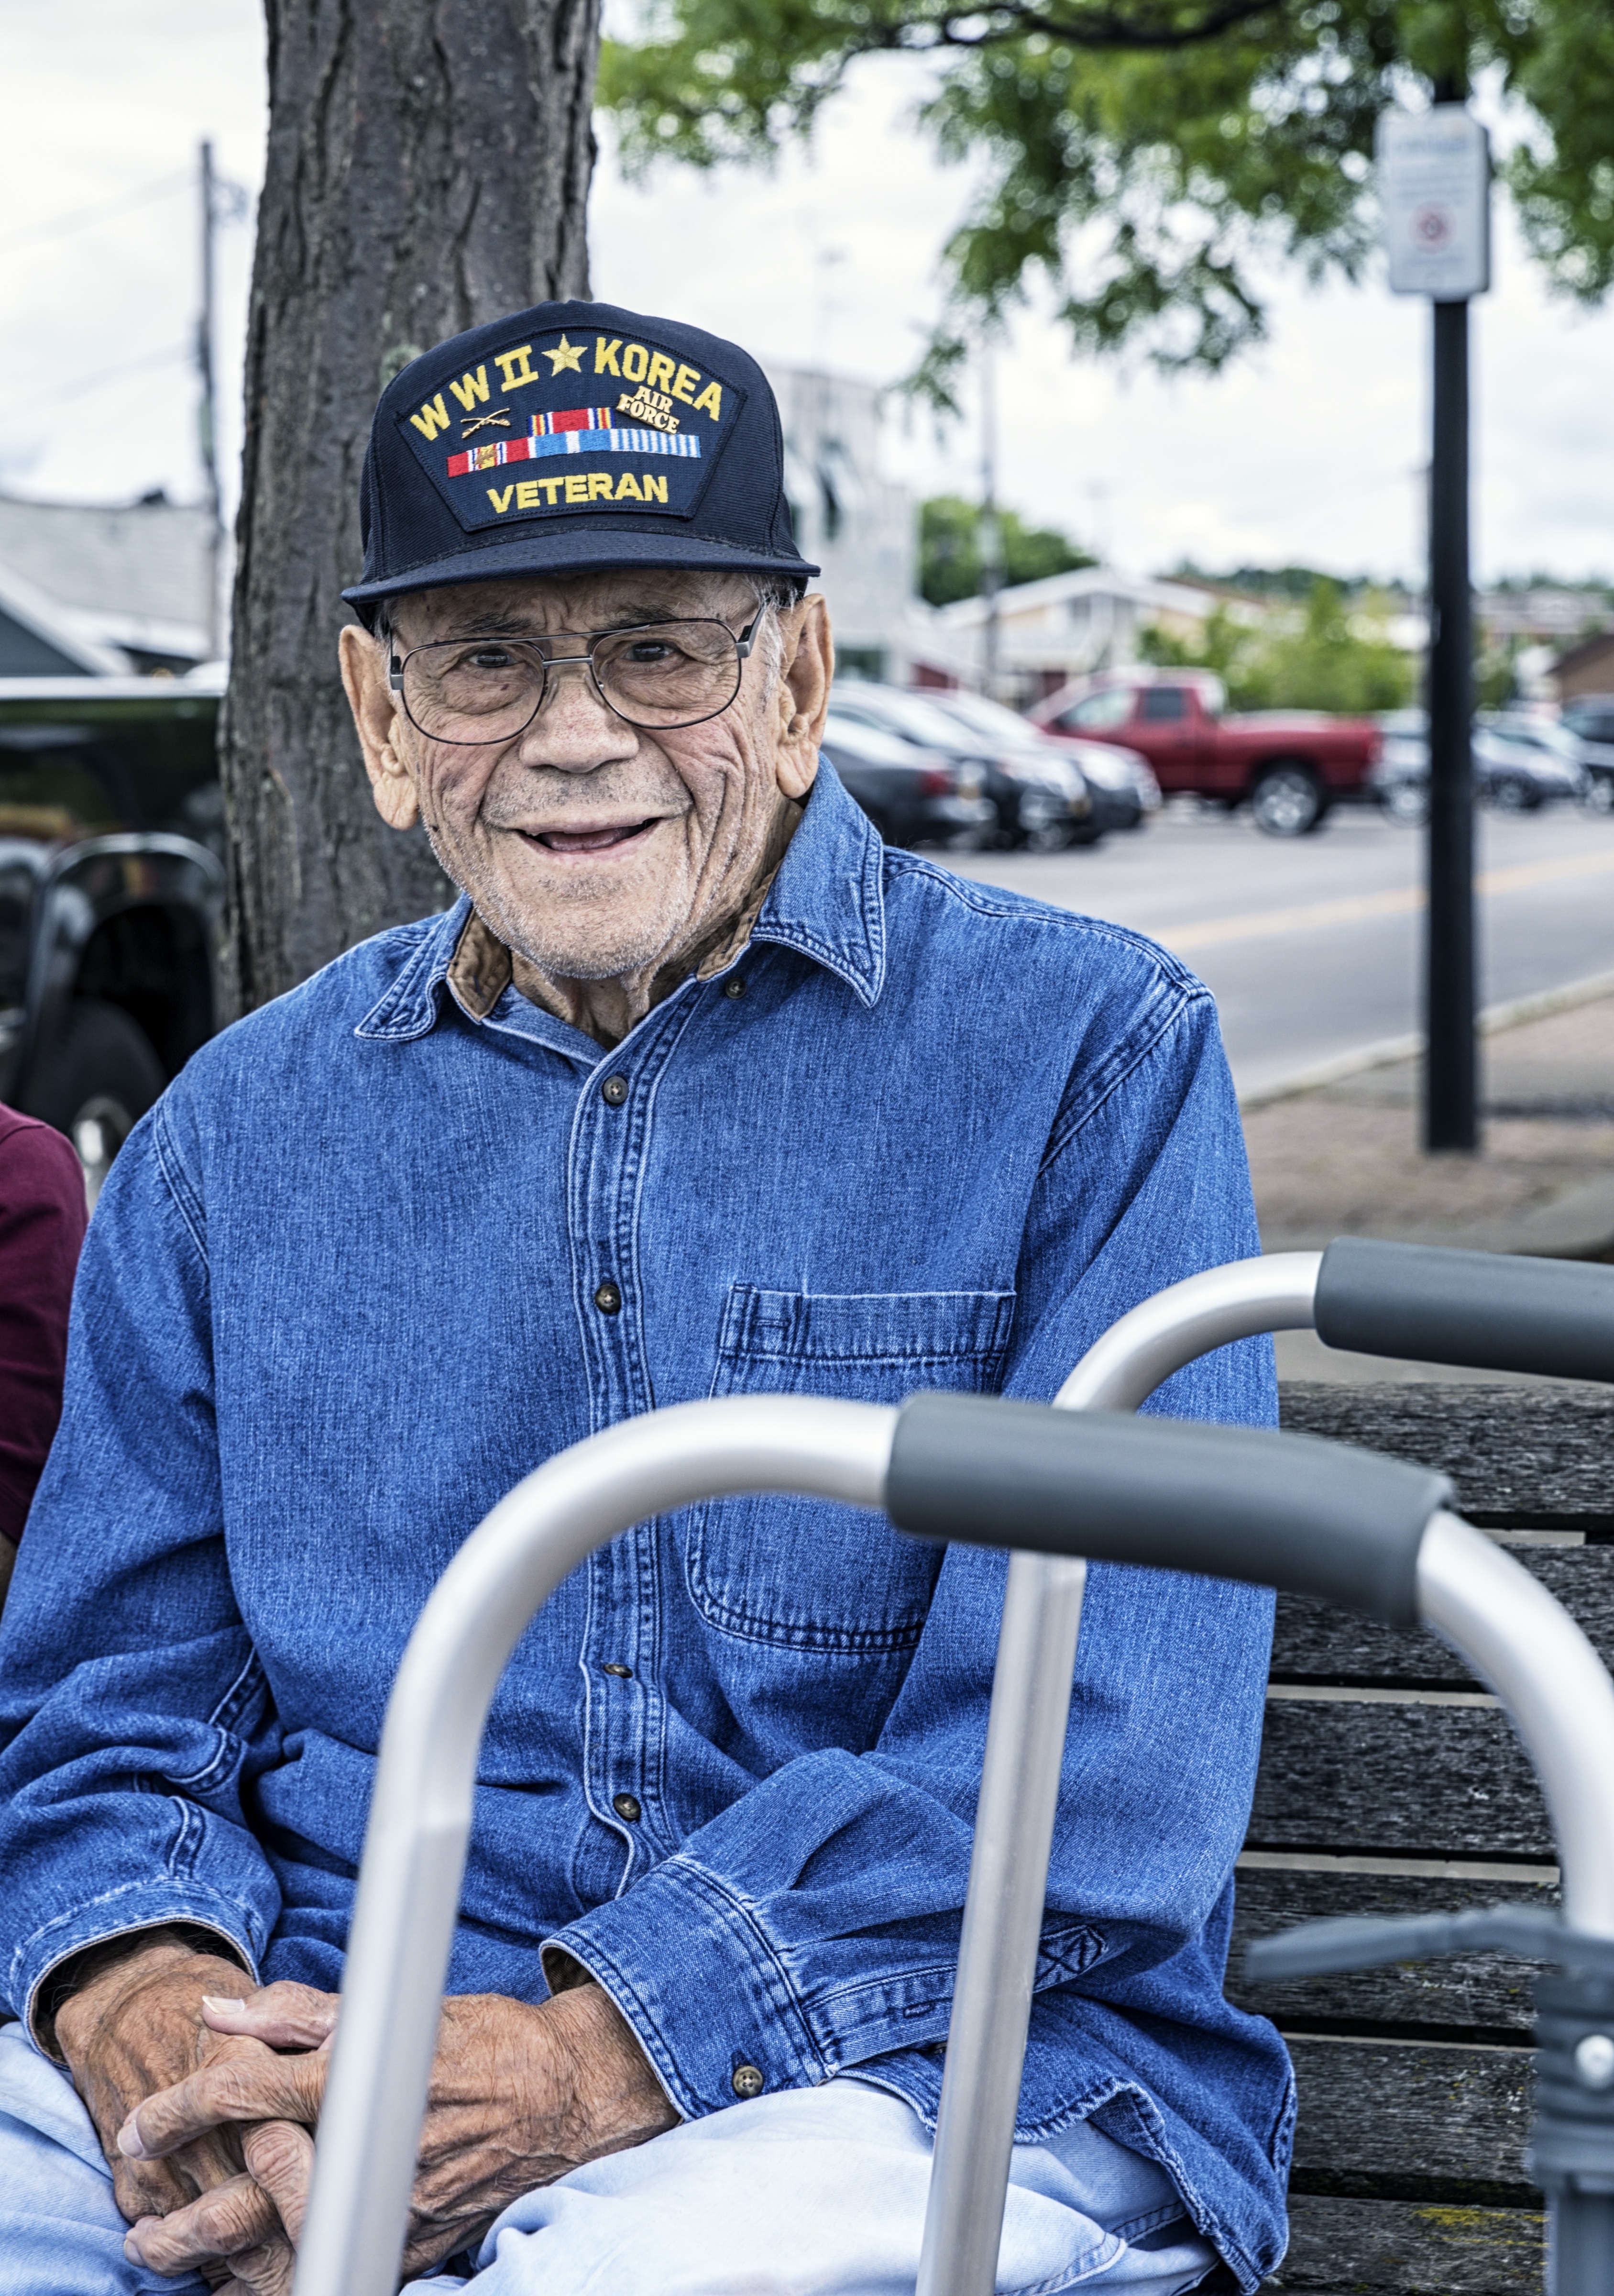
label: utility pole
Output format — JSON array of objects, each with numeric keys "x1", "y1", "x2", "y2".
[
  {"x1": 979, "y1": 338, "x2": 1002, "y2": 699},
  {"x1": 1377, "y1": 96, "x2": 1490, "y2": 1153},
  {"x1": 198, "y1": 140, "x2": 223, "y2": 661}
]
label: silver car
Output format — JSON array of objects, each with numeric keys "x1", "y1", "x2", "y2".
[
  {"x1": 828, "y1": 680, "x2": 1095, "y2": 850},
  {"x1": 1372, "y1": 710, "x2": 1584, "y2": 822},
  {"x1": 922, "y1": 687, "x2": 1161, "y2": 836}
]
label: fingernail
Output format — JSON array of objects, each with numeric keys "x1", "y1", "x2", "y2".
[
  {"x1": 202, "y1": 1993, "x2": 247, "y2": 2016},
  {"x1": 116, "y1": 2114, "x2": 148, "y2": 2159}
]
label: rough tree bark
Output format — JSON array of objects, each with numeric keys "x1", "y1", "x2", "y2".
[{"x1": 220, "y1": 0, "x2": 598, "y2": 1015}]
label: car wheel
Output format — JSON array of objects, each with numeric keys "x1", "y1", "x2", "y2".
[
  {"x1": 1488, "y1": 775, "x2": 1537, "y2": 813},
  {"x1": 1586, "y1": 773, "x2": 1614, "y2": 815},
  {"x1": 24, "y1": 999, "x2": 166, "y2": 1207},
  {"x1": 1381, "y1": 781, "x2": 1429, "y2": 826},
  {"x1": 1251, "y1": 764, "x2": 1327, "y2": 837}
]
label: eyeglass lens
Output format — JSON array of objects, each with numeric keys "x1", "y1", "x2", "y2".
[{"x1": 399, "y1": 621, "x2": 745, "y2": 741}]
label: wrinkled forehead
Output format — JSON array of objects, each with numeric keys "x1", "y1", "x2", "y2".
[{"x1": 381, "y1": 570, "x2": 754, "y2": 644}]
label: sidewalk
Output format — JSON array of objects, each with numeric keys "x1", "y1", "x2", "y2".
[{"x1": 1242, "y1": 985, "x2": 1614, "y2": 1383}]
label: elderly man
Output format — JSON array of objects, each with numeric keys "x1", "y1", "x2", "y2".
[{"x1": 0, "y1": 303, "x2": 1289, "y2": 2296}]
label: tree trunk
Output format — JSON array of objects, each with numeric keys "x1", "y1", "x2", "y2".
[{"x1": 220, "y1": 0, "x2": 598, "y2": 1015}]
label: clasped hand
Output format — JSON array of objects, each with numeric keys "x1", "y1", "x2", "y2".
[{"x1": 56, "y1": 1938, "x2": 677, "y2": 2296}]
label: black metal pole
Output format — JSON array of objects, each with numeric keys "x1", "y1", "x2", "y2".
[{"x1": 1424, "y1": 291, "x2": 1476, "y2": 1151}]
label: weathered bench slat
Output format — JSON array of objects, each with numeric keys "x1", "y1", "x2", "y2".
[
  {"x1": 1271, "y1": 1548, "x2": 1614, "y2": 1688},
  {"x1": 1250, "y1": 1703, "x2": 1550, "y2": 1859},
  {"x1": 1230, "y1": 1867, "x2": 1558, "y2": 2033},
  {"x1": 1255, "y1": 1383, "x2": 1603, "y2": 2289},
  {"x1": 1286, "y1": 2035, "x2": 1534, "y2": 2202},
  {"x1": 1269, "y1": 2194, "x2": 1543, "y2": 2293},
  {"x1": 1278, "y1": 1383, "x2": 1614, "y2": 1526}
]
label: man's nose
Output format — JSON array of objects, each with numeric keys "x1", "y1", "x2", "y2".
[{"x1": 518, "y1": 659, "x2": 637, "y2": 774}]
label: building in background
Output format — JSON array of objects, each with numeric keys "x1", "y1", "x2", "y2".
[
  {"x1": 0, "y1": 492, "x2": 213, "y2": 677},
  {"x1": 1552, "y1": 629, "x2": 1614, "y2": 702},
  {"x1": 913, "y1": 567, "x2": 1224, "y2": 701},
  {"x1": 764, "y1": 365, "x2": 916, "y2": 682}
]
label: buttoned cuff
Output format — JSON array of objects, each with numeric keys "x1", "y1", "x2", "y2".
[
  {"x1": 15, "y1": 1883, "x2": 266, "y2": 2060},
  {"x1": 544, "y1": 1855, "x2": 836, "y2": 2119}
]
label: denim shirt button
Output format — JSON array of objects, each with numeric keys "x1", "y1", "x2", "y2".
[
  {"x1": 601, "y1": 1073, "x2": 629, "y2": 1106},
  {"x1": 602, "y1": 1662, "x2": 632, "y2": 1678},
  {"x1": 731, "y1": 2062, "x2": 765, "y2": 2097},
  {"x1": 612, "y1": 1792, "x2": 642, "y2": 1821},
  {"x1": 723, "y1": 976, "x2": 746, "y2": 1000},
  {"x1": 594, "y1": 1280, "x2": 622, "y2": 1314}
]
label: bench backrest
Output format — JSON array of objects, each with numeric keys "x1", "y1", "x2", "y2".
[{"x1": 1234, "y1": 1382, "x2": 1614, "y2": 2294}]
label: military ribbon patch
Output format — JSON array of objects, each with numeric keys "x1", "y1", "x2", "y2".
[{"x1": 447, "y1": 411, "x2": 703, "y2": 479}]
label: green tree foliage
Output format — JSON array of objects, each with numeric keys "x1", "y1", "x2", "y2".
[
  {"x1": 920, "y1": 494, "x2": 1096, "y2": 603},
  {"x1": 599, "y1": 0, "x2": 1614, "y2": 384},
  {"x1": 1141, "y1": 580, "x2": 1415, "y2": 711}
]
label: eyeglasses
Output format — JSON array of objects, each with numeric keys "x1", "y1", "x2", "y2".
[{"x1": 387, "y1": 613, "x2": 765, "y2": 745}]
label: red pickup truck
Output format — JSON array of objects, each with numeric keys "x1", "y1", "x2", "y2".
[{"x1": 1030, "y1": 672, "x2": 1382, "y2": 836}]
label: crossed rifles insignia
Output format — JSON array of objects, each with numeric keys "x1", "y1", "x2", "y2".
[{"x1": 461, "y1": 408, "x2": 512, "y2": 438}]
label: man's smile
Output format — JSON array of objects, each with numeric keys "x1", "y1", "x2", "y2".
[{"x1": 515, "y1": 817, "x2": 665, "y2": 856}]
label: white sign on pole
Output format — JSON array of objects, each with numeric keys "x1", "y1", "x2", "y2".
[{"x1": 1377, "y1": 105, "x2": 1491, "y2": 300}]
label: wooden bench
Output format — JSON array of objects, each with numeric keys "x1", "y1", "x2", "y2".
[{"x1": 1232, "y1": 1382, "x2": 1614, "y2": 2293}]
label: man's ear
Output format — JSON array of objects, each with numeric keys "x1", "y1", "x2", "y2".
[
  {"x1": 339, "y1": 621, "x2": 422, "y2": 831},
  {"x1": 772, "y1": 596, "x2": 833, "y2": 803}
]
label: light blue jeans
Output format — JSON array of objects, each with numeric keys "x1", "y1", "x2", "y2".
[{"x1": 0, "y1": 2022, "x2": 1219, "y2": 2296}]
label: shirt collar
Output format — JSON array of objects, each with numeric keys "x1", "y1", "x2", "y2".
[{"x1": 353, "y1": 763, "x2": 887, "y2": 1046}]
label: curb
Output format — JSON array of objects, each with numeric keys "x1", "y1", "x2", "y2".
[{"x1": 1239, "y1": 967, "x2": 1614, "y2": 1114}]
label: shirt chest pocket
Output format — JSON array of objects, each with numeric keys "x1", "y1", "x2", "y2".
[{"x1": 684, "y1": 1285, "x2": 1016, "y2": 1652}]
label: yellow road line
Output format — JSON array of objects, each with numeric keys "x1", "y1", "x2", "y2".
[{"x1": 1161, "y1": 846, "x2": 1614, "y2": 957}]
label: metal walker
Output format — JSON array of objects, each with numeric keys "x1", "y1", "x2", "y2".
[{"x1": 284, "y1": 1239, "x2": 1614, "y2": 2296}]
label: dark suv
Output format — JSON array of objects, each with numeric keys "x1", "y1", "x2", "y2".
[{"x1": 0, "y1": 673, "x2": 225, "y2": 1197}]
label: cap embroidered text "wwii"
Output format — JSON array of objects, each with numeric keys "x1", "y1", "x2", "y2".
[{"x1": 342, "y1": 300, "x2": 819, "y2": 613}]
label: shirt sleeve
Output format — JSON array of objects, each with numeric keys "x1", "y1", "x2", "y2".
[
  {"x1": 544, "y1": 984, "x2": 1280, "y2": 2121},
  {"x1": 0, "y1": 1114, "x2": 89, "y2": 1548},
  {"x1": 0, "y1": 1101, "x2": 281, "y2": 2042}
]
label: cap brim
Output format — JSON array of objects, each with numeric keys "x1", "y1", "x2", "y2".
[{"x1": 342, "y1": 522, "x2": 819, "y2": 607}]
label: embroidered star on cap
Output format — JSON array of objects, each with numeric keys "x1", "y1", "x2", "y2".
[{"x1": 545, "y1": 335, "x2": 585, "y2": 375}]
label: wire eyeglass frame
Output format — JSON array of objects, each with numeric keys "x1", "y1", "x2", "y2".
[{"x1": 386, "y1": 611, "x2": 766, "y2": 745}]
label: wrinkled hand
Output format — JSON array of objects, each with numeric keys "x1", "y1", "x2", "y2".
[
  {"x1": 52, "y1": 1930, "x2": 301, "y2": 2295},
  {"x1": 116, "y1": 1975, "x2": 679, "y2": 2280}
]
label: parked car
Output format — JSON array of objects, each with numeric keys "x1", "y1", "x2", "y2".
[
  {"x1": 829, "y1": 681, "x2": 1095, "y2": 850},
  {"x1": 1563, "y1": 694, "x2": 1614, "y2": 745},
  {"x1": 1031, "y1": 670, "x2": 1383, "y2": 836},
  {"x1": 920, "y1": 686, "x2": 1160, "y2": 838},
  {"x1": 1558, "y1": 696, "x2": 1614, "y2": 810},
  {"x1": 1372, "y1": 710, "x2": 1585, "y2": 823},
  {"x1": 819, "y1": 711, "x2": 996, "y2": 850},
  {"x1": 0, "y1": 673, "x2": 225, "y2": 1197},
  {"x1": 1482, "y1": 713, "x2": 1592, "y2": 806}
]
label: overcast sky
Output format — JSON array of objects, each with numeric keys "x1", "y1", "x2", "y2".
[{"x1": 4, "y1": 0, "x2": 1613, "y2": 585}]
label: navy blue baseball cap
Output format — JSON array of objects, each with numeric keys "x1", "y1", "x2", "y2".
[{"x1": 342, "y1": 298, "x2": 818, "y2": 615}]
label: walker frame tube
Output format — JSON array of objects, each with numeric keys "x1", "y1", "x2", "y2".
[
  {"x1": 915, "y1": 1253, "x2": 1321, "y2": 2296},
  {"x1": 292, "y1": 1395, "x2": 896, "y2": 2296}
]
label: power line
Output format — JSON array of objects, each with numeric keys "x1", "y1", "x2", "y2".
[
  {"x1": 0, "y1": 342, "x2": 190, "y2": 432},
  {"x1": 0, "y1": 172, "x2": 193, "y2": 258}
]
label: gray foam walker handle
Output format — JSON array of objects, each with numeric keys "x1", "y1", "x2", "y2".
[
  {"x1": 1316, "y1": 1236, "x2": 1614, "y2": 1382},
  {"x1": 886, "y1": 1394, "x2": 1450, "y2": 1628}
]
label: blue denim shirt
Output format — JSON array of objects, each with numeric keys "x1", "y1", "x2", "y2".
[{"x1": 0, "y1": 768, "x2": 1291, "y2": 2287}]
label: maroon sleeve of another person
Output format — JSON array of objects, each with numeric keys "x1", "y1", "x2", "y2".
[{"x1": 0, "y1": 1107, "x2": 89, "y2": 1547}]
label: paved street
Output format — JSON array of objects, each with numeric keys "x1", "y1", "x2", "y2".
[{"x1": 952, "y1": 801, "x2": 1614, "y2": 1100}]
